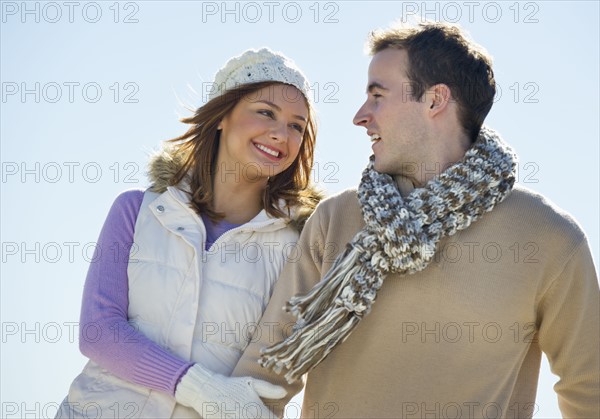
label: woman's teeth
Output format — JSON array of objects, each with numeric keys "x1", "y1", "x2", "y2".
[
  {"x1": 255, "y1": 143, "x2": 280, "y2": 157},
  {"x1": 370, "y1": 134, "x2": 382, "y2": 142}
]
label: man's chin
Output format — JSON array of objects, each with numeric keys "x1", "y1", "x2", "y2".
[{"x1": 372, "y1": 160, "x2": 395, "y2": 175}]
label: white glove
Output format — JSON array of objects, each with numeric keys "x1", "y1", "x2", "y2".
[{"x1": 175, "y1": 364, "x2": 286, "y2": 419}]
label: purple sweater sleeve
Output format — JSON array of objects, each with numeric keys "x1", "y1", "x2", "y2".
[{"x1": 79, "y1": 190, "x2": 193, "y2": 395}]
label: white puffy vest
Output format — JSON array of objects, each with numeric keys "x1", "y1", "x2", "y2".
[{"x1": 59, "y1": 187, "x2": 299, "y2": 418}]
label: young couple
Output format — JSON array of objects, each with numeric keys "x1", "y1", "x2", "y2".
[{"x1": 57, "y1": 21, "x2": 599, "y2": 419}]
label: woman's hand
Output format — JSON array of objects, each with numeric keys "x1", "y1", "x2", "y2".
[{"x1": 175, "y1": 363, "x2": 286, "y2": 418}]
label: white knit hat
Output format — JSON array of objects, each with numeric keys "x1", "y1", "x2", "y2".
[{"x1": 207, "y1": 48, "x2": 311, "y2": 102}]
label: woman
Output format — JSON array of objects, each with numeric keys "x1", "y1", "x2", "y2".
[{"x1": 56, "y1": 48, "x2": 321, "y2": 418}]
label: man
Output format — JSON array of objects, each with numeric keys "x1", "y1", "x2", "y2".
[{"x1": 232, "y1": 22, "x2": 599, "y2": 418}]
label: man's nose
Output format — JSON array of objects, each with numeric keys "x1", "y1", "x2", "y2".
[{"x1": 353, "y1": 102, "x2": 370, "y2": 127}]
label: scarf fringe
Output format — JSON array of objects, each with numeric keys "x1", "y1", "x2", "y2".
[
  {"x1": 260, "y1": 248, "x2": 364, "y2": 382},
  {"x1": 261, "y1": 306, "x2": 362, "y2": 384},
  {"x1": 286, "y1": 247, "x2": 362, "y2": 323}
]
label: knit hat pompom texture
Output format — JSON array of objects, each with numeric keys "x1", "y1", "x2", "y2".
[{"x1": 208, "y1": 48, "x2": 311, "y2": 102}]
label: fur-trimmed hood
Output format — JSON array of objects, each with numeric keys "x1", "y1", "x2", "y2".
[
  {"x1": 147, "y1": 145, "x2": 187, "y2": 195},
  {"x1": 145, "y1": 145, "x2": 323, "y2": 232}
]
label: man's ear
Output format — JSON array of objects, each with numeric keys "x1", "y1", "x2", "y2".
[{"x1": 427, "y1": 84, "x2": 452, "y2": 116}]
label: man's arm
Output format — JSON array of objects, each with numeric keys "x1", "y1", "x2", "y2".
[
  {"x1": 232, "y1": 204, "x2": 328, "y2": 418},
  {"x1": 537, "y1": 238, "x2": 600, "y2": 417}
]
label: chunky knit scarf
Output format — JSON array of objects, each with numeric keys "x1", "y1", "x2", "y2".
[{"x1": 260, "y1": 126, "x2": 518, "y2": 383}]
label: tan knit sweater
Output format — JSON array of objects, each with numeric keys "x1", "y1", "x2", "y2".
[{"x1": 232, "y1": 184, "x2": 599, "y2": 418}]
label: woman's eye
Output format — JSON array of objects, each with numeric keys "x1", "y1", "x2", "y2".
[
  {"x1": 290, "y1": 123, "x2": 304, "y2": 133},
  {"x1": 258, "y1": 109, "x2": 275, "y2": 118}
]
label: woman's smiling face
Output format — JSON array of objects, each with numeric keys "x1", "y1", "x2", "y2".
[{"x1": 216, "y1": 83, "x2": 308, "y2": 182}]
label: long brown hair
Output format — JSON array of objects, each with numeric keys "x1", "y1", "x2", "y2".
[{"x1": 166, "y1": 81, "x2": 319, "y2": 221}]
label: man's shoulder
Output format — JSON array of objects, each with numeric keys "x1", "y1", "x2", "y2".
[
  {"x1": 502, "y1": 185, "x2": 587, "y2": 242},
  {"x1": 314, "y1": 188, "x2": 360, "y2": 215},
  {"x1": 304, "y1": 188, "x2": 364, "y2": 236}
]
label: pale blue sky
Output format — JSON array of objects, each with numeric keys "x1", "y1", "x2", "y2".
[{"x1": 1, "y1": 1, "x2": 598, "y2": 418}]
